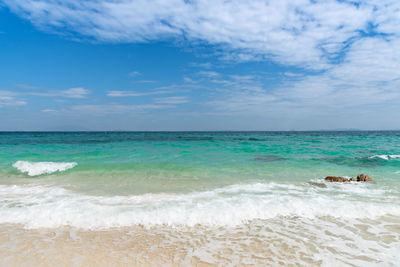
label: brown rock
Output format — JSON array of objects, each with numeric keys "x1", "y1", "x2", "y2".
[
  {"x1": 349, "y1": 177, "x2": 355, "y2": 181},
  {"x1": 357, "y1": 174, "x2": 374, "y2": 182},
  {"x1": 325, "y1": 176, "x2": 350, "y2": 182}
]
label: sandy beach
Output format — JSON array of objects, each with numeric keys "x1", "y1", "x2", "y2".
[{"x1": 1, "y1": 214, "x2": 399, "y2": 266}]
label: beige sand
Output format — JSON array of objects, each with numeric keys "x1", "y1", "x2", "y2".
[{"x1": 0, "y1": 217, "x2": 398, "y2": 266}]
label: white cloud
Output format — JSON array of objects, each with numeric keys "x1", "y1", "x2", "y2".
[
  {"x1": 129, "y1": 71, "x2": 141, "y2": 77},
  {"x1": 30, "y1": 87, "x2": 90, "y2": 98},
  {"x1": 203, "y1": 35, "x2": 400, "y2": 125},
  {"x1": 183, "y1": 77, "x2": 196, "y2": 83},
  {"x1": 0, "y1": 90, "x2": 27, "y2": 107},
  {"x1": 5, "y1": 0, "x2": 392, "y2": 69},
  {"x1": 277, "y1": 37, "x2": 400, "y2": 107},
  {"x1": 60, "y1": 87, "x2": 90, "y2": 98},
  {"x1": 107, "y1": 90, "x2": 170, "y2": 97},
  {"x1": 4, "y1": 1, "x2": 400, "y2": 80},
  {"x1": 0, "y1": 87, "x2": 89, "y2": 109},
  {"x1": 198, "y1": 71, "x2": 219, "y2": 78},
  {"x1": 283, "y1": 72, "x2": 304, "y2": 78},
  {"x1": 41, "y1": 109, "x2": 57, "y2": 113}
]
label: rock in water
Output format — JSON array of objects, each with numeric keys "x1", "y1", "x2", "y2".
[
  {"x1": 357, "y1": 174, "x2": 374, "y2": 182},
  {"x1": 324, "y1": 174, "x2": 374, "y2": 182},
  {"x1": 325, "y1": 176, "x2": 350, "y2": 182}
]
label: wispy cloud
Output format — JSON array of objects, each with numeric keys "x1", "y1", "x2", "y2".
[
  {"x1": 107, "y1": 90, "x2": 170, "y2": 97},
  {"x1": 25, "y1": 87, "x2": 90, "y2": 99},
  {"x1": 128, "y1": 71, "x2": 141, "y2": 77},
  {"x1": 198, "y1": 71, "x2": 219, "y2": 78},
  {"x1": 0, "y1": 90, "x2": 26, "y2": 107},
  {"x1": 283, "y1": 72, "x2": 304, "y2": 78},
  {"x1": 59, "y1": 87, "x2": 90, "y2": 98},
  {"x1": 183, "y1": 77, "x2": 196, "y2": 83},
  {"x1": 0, "y1": 87, "x2": 90, "y2": 108},
  {"x1": 41, "y1": 109, "x2": 57, "y2": 113},
  {"x1": 29, "y1": 87, "x2": 90, "y2": 98}
]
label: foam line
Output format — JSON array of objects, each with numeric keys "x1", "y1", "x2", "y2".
[{"x1": 0, "y1": 182, "x2": 398, "y2": 229}]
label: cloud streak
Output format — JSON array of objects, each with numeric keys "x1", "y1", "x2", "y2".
[
  {"x1": 107, "y1": 90, "x2": 170, "y2": 97},
  {"x1": 29, "y1": 87, "x2": 90, "y2": 98},
  {"x1": 0, "y1": 90, "x2": 26, "y2": 107}
]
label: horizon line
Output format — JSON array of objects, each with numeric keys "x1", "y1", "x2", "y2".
[{"x1": 1, "y1": 130, "x2": 400, "y2": 133}]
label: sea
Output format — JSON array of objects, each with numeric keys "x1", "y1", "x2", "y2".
[{"x1": 0, "y1": 131, "x2": 399, "y2": 266}]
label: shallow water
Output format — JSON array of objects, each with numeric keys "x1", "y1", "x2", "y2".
[{"x1": 1, "y1": 131, "x2": 400, "y2": 266}]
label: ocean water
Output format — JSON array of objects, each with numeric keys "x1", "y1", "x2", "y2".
[{"x1": 0, "y1": 131, "x2": 400, "y2": 266}]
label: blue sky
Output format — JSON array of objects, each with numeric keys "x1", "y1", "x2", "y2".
[{"x1": 0, "y1": 0, "x2": 399, "y2": 131}]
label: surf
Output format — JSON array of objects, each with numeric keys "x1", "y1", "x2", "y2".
[
  {"x1": 0, "y1": 182, "x2": 398, "y2": 229},
  {"x1": 12, "y1": 161, "x2": 77, "y2": 176}
]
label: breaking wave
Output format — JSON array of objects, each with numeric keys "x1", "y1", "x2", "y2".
[
  {"x1": 12, "y1": 161, "x2": 77, "y2": 176},
  {"x1": 0, "y1": 182, "x2": 399, "y2": 229}
]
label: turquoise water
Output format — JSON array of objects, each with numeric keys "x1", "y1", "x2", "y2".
[{"x1": 1, "y1": 131, "x2": 400, "y2": 194}]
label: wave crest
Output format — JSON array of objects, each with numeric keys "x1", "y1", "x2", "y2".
[
  {"x1": 369, "y1": 155, "x2": 400, "y2": 160},
  {"x1": 0, "y1": 182, "x2": 399, "y2": 229},
  {"x1": 12, "y1": 161, "x2": 77, "y2": 176}
]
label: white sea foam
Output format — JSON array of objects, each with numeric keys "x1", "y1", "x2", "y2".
[
  {"x1": 12, "y1": 161, "x2": 77, "y2": 176},
  {"x1": 0, "y1": 182, "x2": 399, "y2": 229},
  {"x1": 369, "y1": 154, "x2": 400, "y2": 160}
]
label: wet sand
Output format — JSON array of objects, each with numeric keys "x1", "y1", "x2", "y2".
[{"x1": 1, "y1": 216, "x2": 399, "y2": 266}]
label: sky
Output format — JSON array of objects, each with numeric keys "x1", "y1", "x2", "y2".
[{"x1": 0, "y1": 0, "x2": 399, "y2": 131}]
